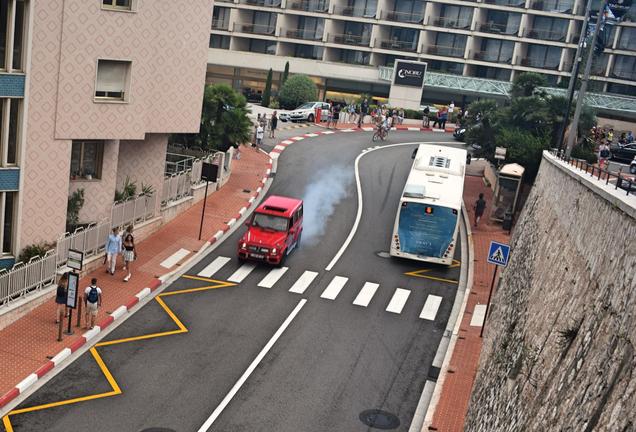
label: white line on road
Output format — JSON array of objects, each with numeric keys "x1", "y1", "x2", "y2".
[
  {"x1": 198, "y1": 256, "x2": 231, "y2": 278},
  {"x1": 228, "y1": 263, "x2": 257, "y2": 283},
  {"x1": 352, "y1": 282, "x2": 379, "y2": 307},
  {"x1": 386, "y1": 288, "x2": 411, "y2": 314},
  {"x1": 320, "y1": 276, "x2": 348, "y2": 300},
  {"x1": 197, "y1": 299, "x2": 307, "y2": 432},
  {"x1": 420, "y1": 295, "x2": 443, "y2": 321},
  {"x1": 258, "y1": 267, "x2": 289, "y2": 288},
  {"x1": 159, "y1": 248, "x2": 190, "y2": 268},
  {"x1": 288, "y1": 270, "x2": 318, "y2": 294}
]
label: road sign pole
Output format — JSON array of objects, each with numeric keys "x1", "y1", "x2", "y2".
[
  {"x1": 65, "y1": 308, "x2": 74, "y2": 336},
  {"x1": 198, "y1": 180, "x2": 210, "y2": 241},
  {"x1": 480, "y1": 266, "x2": 498, "y2": 338}
]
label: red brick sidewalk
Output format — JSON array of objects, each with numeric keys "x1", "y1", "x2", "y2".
[
  {"x1": 0, "y1": 146, "x2": 270, "y2": 400},
  {"x1": 429, "y1": 174, "x2": 511, "y2": 431}
]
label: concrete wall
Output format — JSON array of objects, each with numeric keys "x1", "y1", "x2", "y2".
[{"x1": 465, "y1": 152, "x2": 636, "y2": 431}]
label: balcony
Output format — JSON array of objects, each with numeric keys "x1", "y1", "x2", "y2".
[
  {"x1": 212, "y1": 19, "x2": 230, "y2": 30},
  {"x1": 519, "y1": 57, "x2": 559, "y2": 69},
  {"x1": 473, "y1": 50, "x2": 512, "y2": 62},
  {"x1": 529, "y1": 0, "x2": 575, "y2": 13},
  {"x1": 426, "y1": 45, "x2": 465, "y2": 58},
  {"x1": 525, "y1": 28, "x2": 566, "y2": 41},
  {"x1": 285, "y1": 29, "x2": 323, "y2": 40},
  {"x1": 380, "y1": 9, "x2": 424, "y2": 23},
  {"x1": 611, "y1": 68, "x2": 636, "y2": 80},
  {"x1": 327, "y1": 33, "x2": 371, "y2": 47},
  {"x1": 431, "y1": 16, "x2": 471, "y2": 29},
  {"x1": 484, "y1": 0, "x2": 526, "y2": 6},
  {"x1": 479, "y1": 22, "x2": 519, "y2": 35},
  {"x1": 377, "y1": 38, "x2": 418, "y2": 52},
  {"x1": 233, "y1": 23, "x2": 277, "y2": 35},
  {"x1": 287, "y1": 0, "x2": 329, "y2": 12},
  {"x1": 332, "y1": 4, "x2": 377, "y2": 18},
  {"x1": 239, "y1": 0, "x2": 282, "y2": 7}
]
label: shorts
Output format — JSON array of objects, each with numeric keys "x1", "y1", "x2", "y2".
[
  {"x1": 123, "y1": 250, "x2": 135, "y2": 262},
  {"x1": 86, "y1": 302, "x2": 99, "y2": 316}
]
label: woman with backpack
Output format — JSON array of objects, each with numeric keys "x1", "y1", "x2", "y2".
[
  {"x1": 122, "y1": 225, "x2": 136, "y2": 282},
  {"x1": 55, "y1": 273, "x2": 68, "y2": 324}
]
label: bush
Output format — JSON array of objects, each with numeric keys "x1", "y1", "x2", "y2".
[
  {"x1": 404, "y1": 109, "x2": 423, "y2": 120},
  {"x1": 18, "y1": 242, "x2": 55, "y2": 263},
  {"x1": 261, "y1": 68, "x2": 273, "y2": 108},
  {"x1": 66, "y1": 189, "x2": 85, "y2": 231},
  {"x1": 268, "y1": 99, "x2": 280, "y2": 109},
  {"x1": 278, "y1": 75, "x2": 317, "y2": 110},
  {"x1": 571, "y1": 138, "x2": 598, "y2": 164}
]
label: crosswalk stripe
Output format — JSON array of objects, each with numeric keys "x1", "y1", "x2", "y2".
[
  {"x1": 258, "y1": 267, "x2": 289, "y2": 288},
  {"x1": 289, "y1": 271, "x2": 318, "y2": 294},
  {"x1": 228, "y1": 263, "x2": 257, "y2": 283},
  {"x1": 352, "y1": 282, "x2": 379, "y2": 307},
  {"x1": 160, "y1": 248, "x2": 190, "y2": 269},
  {"x1": 386, "y1": 288, "x2": 411, "y2": 314},
  {"x1": 419, "y1": 295, "x2": 443, "y2": 320},
  {"x1": 198, "y1": 256, "x2": 231, "y2": 278},
  {"x1": 320, "y1": 276, "x2": 348, "y2": 300}
]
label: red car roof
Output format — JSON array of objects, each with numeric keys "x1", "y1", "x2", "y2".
[{"x1": 256, "y1": 195, "x2": 303, "y2": 218}]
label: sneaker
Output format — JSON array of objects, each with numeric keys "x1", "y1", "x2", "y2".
[{"x1": 124, "y1": 274, "x2": 131, "y2": 282}]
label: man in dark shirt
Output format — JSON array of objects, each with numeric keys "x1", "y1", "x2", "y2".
[{"x1": 474, "y1": 193, "x2": 487, "y2": 228}]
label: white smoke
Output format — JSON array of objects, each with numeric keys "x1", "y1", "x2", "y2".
[{"x1": 302, "y1": 165, "x2": 354, "y2": 245}]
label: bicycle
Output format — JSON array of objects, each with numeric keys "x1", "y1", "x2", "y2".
[{"x1": 372, "y1": 124, "x2": 388, "y2": 142}]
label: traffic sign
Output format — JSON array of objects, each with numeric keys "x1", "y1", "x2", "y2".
[
  {"x1": 487, "y1": 241, "x2": 511, "y2": 267},
  {"x1": 68, "y1": 249, "x2": 84, "y2": 271},
  {"x1": 66, "y1": 272, "x2": 79, "y2": 309}
]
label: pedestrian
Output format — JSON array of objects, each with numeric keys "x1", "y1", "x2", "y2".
[
  {"x1": 356, "y1": 104, "x2": 363, "y2": 128},
  {"x1": 84, "y1": 278, "x2": 102, "y2": 329},
  {"x1": 105, "y1": 227, "x2": 122, "y2": 275},
  {"x1": 333, "y1": 103, "x2": 341, "y2": 126},
  {"x1": 422, "y1": 106, "x2": 430, "y2": 128},
  {"x1": 599, "y1": 141, "x2": 611, "y2": 170},
  {"x1": 439, "y1": 107, "x2": 448, "y2": 129},
  {"x1": 361, "y1": 98, "x2": 369, "y2": 124},
  {"x1": 55, "y1": 273, "x2": 68, "y2": 324},
  {"x1": 627, "y1": 131, "x2": 634, "y2": 143},
  {"x1": 398, "y1": 108, "x2": 405, "y2": 125},
  {"x1": 269, "y1": 111, "x2": 278, "y2": 139},
  {"x1": 392, "y1": 109, "x2": 398, "y2": 127},
  {"x1": 607, "y1": 128, "x2": 614, "y2": 143},
  {"x1": 122, "y1": 225, "x2": 136, "y2": 282},
  {"x1": 448, "y1": 101, "x2": 455, "y2": 115},
  {"x1": 474, "y1": 193, "x2": 487, "y2": 228},
  {"x1": 256, "y1": 123, "x2": 264, "y2": 147},
  {"x1": 326, "y1": 103, "x2": 334, "y2": 128}
]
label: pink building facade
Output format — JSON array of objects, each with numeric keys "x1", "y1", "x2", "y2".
[{"x1": 13, "y1": 0, "x2": 212, "y2": 256}]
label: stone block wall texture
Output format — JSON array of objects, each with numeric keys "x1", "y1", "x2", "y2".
[{"x1": 465, "y1": 154, "x2": 636, "y2": 431}]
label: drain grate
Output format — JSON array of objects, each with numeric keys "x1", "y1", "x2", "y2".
[{"x1": 359, "y1": 409, "x2": 401, "y2": 430}]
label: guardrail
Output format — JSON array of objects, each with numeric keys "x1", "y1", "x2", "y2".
[
  {"x1": 111, "y1": 194, "x2": 157, "y2": 229},
  {"x1": 0, "y1": 251, "x2": 57, "y2": 307},
  {"x1": 551, "y1": 150, "x2": 635, "y2": 196},
  {"x1": 162, "y1": 171, "x2": 192, "y2": 205}
]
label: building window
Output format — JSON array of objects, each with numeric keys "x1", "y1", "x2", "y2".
[
  {"x1": 0, "y1": 191, "x2": 15, "y2": 255},
  {"x1": 0, "y1": 0, "x2": 9, "y2": 70},
  {"x1": 1, "y1": 0, "x2": 27, "y2": 71},
  {"x1": 0, "y1": 98, "x2": 20, "y2": 166},
  {"x1": 209, "y1": 35, "x2": 230, "y2": 49},
  {"x1": 102, "y1": 0, "x2": 134, "y2": 11},
  {"x1": 95, "y1": 59, "x2": 131, "y2": 101},
  {"x1": 12, "y1": 0, "x2": 25, "y2": 71},
  {"x1": 70, "y1": 140, "x2": 104, "y2": 180}
]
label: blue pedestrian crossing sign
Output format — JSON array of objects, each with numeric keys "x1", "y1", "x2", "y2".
[{"x1": 487, "y1": 241, "x2": 511, "y2": 267}]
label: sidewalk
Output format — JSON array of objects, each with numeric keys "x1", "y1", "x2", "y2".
[
  {"x1": 428, "y1": 173, "x2": 511, "y2": 431},
  {"x1": 0, "y1": 146, "x2": 270, "y2": 404},
  {"x1": 315, "y1": 120, "x2": 456, "y2": 133}
]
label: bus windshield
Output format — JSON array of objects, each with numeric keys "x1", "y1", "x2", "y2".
[
  {"x1": 252, "y1": 213, "x2": 289, "y2": 232},
  {"x1": 398, "y1": 202, "x2": 457, "y2": 258}
]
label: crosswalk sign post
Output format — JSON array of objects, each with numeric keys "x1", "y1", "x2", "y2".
[{"x1": 481, "y1": 241, "x2": 511, "y2": 337}]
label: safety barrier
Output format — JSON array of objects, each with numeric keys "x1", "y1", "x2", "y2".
[
  {"x1": 0, "y1": 251, "x2": 57, "y2": 307},
  {"x1": 111, "y1": 194, "x2": 157, "y2": 229}
]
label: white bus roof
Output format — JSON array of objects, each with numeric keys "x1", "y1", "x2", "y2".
[{"x1": 402, "y1": 144, "x2": 466, "y2": 209}]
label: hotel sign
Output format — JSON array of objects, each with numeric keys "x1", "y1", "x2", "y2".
[{"x1": 393, "y1": 61, "x2": 426, "y2": 88}]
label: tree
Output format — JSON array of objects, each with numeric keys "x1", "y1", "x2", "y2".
[
  {"x1": 278, "y1": 74, "x2": 317, "y2": 109},
  {"x1": 510, "y1": 72, "x2": 547, "y2": 98},
  {"x1": 495, "y1": 128, "x2": 549, "y2": 179},
  {"x1": 282, "y1": 61, "x2": 290, "y2": 85},
  {"x1": 170, "y1": 84, "x2": 252, "y2": 152},
  {"x1": 262, "y1": 68, "x2": 273, "y2": 107}
]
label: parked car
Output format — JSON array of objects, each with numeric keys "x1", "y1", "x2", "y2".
[
  {"x1": 238, "y1": 195, "x2": 303, "y2": 266},
  {"x1": 610, "y1": 143, "x2": 636, "y2": 162},
  {"x1": 631, "y1": 156, "x2": 636, "y2": 174},
  {"x1": 287, "y1": 101, "x2": 330, "y2": 123},
  {"x1": 279, "y1": 112, "x2": 290, "y2": 122}
]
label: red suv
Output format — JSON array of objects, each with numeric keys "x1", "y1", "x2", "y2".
[{"x1": 238, "y1": 196, "x2": 303, "y2": 265}]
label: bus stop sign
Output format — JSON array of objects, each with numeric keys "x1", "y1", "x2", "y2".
[{"x1": 487, "y1": 241, "x2": 510, "y2": 267}]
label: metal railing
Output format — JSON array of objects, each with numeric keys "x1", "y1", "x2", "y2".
[
  {"x1": 239, "y1": 0, "x2": 281, "y2": 6},
  {"x1": 525, "y1": 28, "x2": 566, "y2": 41},
  {"x1": 285, "y1": 29, "x2": 323, "y2": 40},
  {"x1": 212, "y1": 19, "x2": 229, "y2": 30},
  {"x1": 376, "y1": 38, "x2": 418, "y2": 52},
  {"x1": 111, "y1": 194, "x2": 157, "y2": 229},
  {"x1": 530, "y1": 0, "x2": 575, "y2": 13},
  {"x1": 611, "y1": 68, "x2": 636, "y2": 81},
  {"x1": 55, "y1": 220, "x2": 112, "y2": 267},
  {"x1": 328, "y1": 33, "x2": 371, "y2": 46},
  {"x1": 332, "y1": 4, "x2": 376, "y2": 17},
  {"x1": 380, "y1": 9, "x2": 424, "y2": 23},
  {"x1": 426, "y1": 45, "x2": 465, "y2": 58},
  {"x1": 233, "y1": 23, "x2": 276, "y2": 35},
  {"x1": 166, "y1": 153, "x2": 196, "y2": 175},
  {"x1": 520, "y1": 57, "x2": 560, "y2": 70},
  {"x1": 473, "y1": 50, "x2": 512, "y2": 63},
  {"x1": 287, "y1": 0, "x2": 329, "y2": 12},
  {"x1": 431, "y1": 16, "x2": 472, "y2": 29},
  {"x1": 551, "y1": 150, "x2": 635, "y2": 196},
  {"x1": 479, "y1": 22, "x2": 519, "y2": 35},
  {"x1": 484, "y1": 0, "x2": 526, "y2": 6},
  {"x1": 0, "y1": 251, "x2": 57, "y2": 307},
  {"x1": 162, "y1": 171, "x2": 192, "y2": 205}
]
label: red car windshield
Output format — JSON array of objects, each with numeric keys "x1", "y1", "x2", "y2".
[{"x1": 252, "y1": 213, "x2": 289, "y2": 232}]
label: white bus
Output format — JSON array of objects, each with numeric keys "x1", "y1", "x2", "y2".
[{"x1": 390, "y1": 144, "x2": 466, "y2": 265}]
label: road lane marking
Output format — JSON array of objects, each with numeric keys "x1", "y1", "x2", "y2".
[
  {"x1": 320, "y1": 276, "x2": 348, "y2": 300},
  {"x1": 159, "y1": 248, "x2": 190, "y2": 268},
  {"x1": 420, "y1": 295, "x2": 443, "y2": 321},
  {"x1": 258, "y1": 267, "x2": 289, "y2": 288},
  {"x1": 470, "y1": 304, "x2": 487, "y2": 327},
  {"x1": 386, "y1": 288, "x2": 411, "y2": 314},
  {"x1": 228, "y1": 263, "x2": 257, "y2": 283},
  {"x1": 352, "y1": 282, "x2": 379, "y2": 307},
  {"x1": 288, "y1": 270, "x2": 318, "y2": 294},
  {"x1": 197, "y1": 299, "x2": 307, "y2": 432},
  {"x1": 198, "y1": 256, "x2": 231, "y2": 278}
]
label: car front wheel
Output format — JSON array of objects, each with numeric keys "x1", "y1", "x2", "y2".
[{"x1": 307, "y1": 114, "x2": 314, "y2": 123}]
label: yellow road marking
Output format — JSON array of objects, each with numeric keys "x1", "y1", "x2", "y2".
[
  {"x1": 3, "y1": 276, "x2": 233, "y2": 431},
  {"x1": 404, "y1": 260, "x2": 461, "y2": 284}
]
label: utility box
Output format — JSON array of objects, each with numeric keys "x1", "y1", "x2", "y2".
[{"x1": 490, "y1": 163, "x2": 525, "y2": 222}]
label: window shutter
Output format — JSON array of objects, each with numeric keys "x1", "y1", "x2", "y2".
[{"x1": 96, "y1": 61, "x2": 127, "y2": 93}]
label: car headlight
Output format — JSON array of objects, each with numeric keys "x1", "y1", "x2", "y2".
[
  {"x1": 241, "y1": 242, "x2": 247, "y2": 248},
  {"x1": 272, "y1": 248, "x2": 277, "y2": 255}
]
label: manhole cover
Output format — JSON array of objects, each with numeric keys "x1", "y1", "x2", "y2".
[
  {"x1": 376, "y1": 251, "x2": 391, "y2": 258},
  {"x1": 359, "y1": 409, "x2": 401, "y2": 429},
  {"x1": 139, "y1": 428, "x2": 176, "y2": 432}
]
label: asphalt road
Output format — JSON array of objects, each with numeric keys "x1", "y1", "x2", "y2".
[{"x1": 6, "y1": 131, "x2": 466, "y2": 432}]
